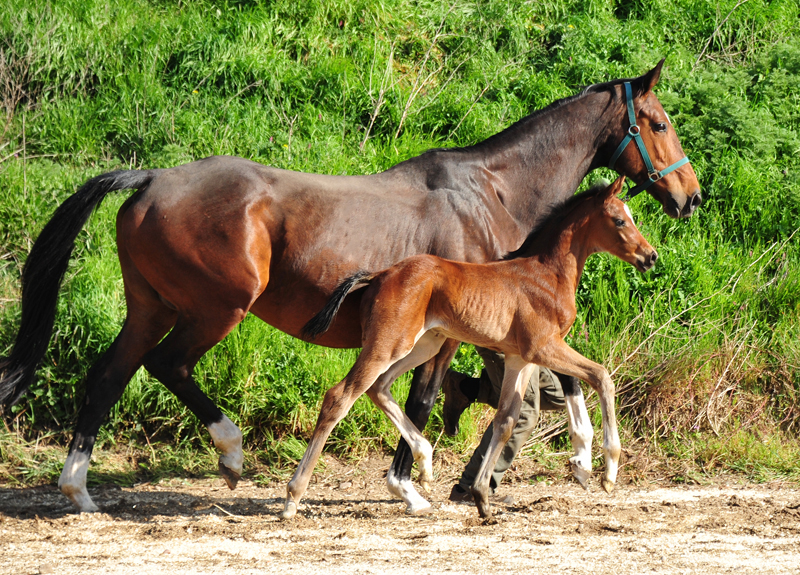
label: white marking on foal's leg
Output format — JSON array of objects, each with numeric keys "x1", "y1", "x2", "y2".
[
  {"x1": 208, "y1": 415, "x2": 243, "y2": 489},
  {"x1": 58, "y1": 450, "x2": 99, "y2": 513},
  {"x1": 386, "y1": 466, "x2": 432, "y2": 515},
  {"x1": 565, "y1": 390, "x2": 594, "y2": 489}
]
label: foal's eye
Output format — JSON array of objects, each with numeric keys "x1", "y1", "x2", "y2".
[
  {"x1": 654, "y1": 122, "x2": 668, "y2": 133},
  {"x1": 614, "y1": 218, "x2": 625, "y2": 227}
]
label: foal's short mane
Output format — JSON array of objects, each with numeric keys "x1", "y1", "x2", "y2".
[{"x1": 502, "y1": 180, "x2": 610, "y2": 261}]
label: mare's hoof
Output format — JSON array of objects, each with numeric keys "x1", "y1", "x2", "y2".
[
  {"x1": 219, "y1": 461, "x2": 241, "y2": 490},
  {"x1": 77, "y1": 502, "x2": 100, "y2": 514},
  {"x1": 60, "y1": 486, "x2": 100, "y2": 513},
  {"x1": 419, "y1": 480, "x2": 432, "y2": 494},
  {"x1": 280, "y1": 500, "x2": 298, "y2": 520},
  {"x1": 570, "y1": 462, "x2": 591, "y2": 490},
  {"x1": 601, "y1": 477, "x2": 615, "y2": 494}
]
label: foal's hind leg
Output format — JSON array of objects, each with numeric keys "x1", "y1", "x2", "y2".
[
  {"x1": 59, "y1": 301, "x2": 175, "y2": 512},
  {"x1": 142, "y1": 310, "x2": 248, "y2": 489},
  {"x1": 281, "y1": 356, "x2": 394, "y2": 519},
  {"x1": 365, "y1": 331, "x2": 448, "y2": 514},
  {"x1": 387, "y1": 339, "x2": 459, "y2": 512}
]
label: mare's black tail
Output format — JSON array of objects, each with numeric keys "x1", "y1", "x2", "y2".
[
  {"x1": 301, "y1": 271, "x2": 376, "y2": 341},
  {"x1": 0, "y1": 170, "x2": 155, "y2": 406}
]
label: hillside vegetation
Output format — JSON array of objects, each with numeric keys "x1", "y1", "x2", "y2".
[{"x1": 1, "y1": 0, "x2": 799, "y2": 486}]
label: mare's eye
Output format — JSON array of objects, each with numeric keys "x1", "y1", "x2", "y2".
[
  {"x1": 654, "y1": 122, "x2": 668, "y2": 133},
  {"x1": 614, "y1": 218, "x2": 625, "y2": 227}
]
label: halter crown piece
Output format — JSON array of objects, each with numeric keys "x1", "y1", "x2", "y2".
[{"x1": 608, "y1": 82, "x2": 690, "y2": 201}]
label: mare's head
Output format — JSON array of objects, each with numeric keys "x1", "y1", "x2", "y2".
[
  {"x1": 587, "y1": 177, "x2": 658, "y2": 273},
  {"x1": 599, "y1": 60, "x2": 701, "y2": 219}
]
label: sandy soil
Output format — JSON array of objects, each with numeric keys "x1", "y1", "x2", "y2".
[{"x1": 2, "y1": 455, "x2": 799, "y2": 575}]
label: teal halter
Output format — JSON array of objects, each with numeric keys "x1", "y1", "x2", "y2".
[{"x1": 608, "y1": 82, "x2": 690, "y2": 201}]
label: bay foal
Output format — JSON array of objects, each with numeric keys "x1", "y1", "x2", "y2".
[{"x1": 282, "y1": 177, "x2": 657, "y2": 519}]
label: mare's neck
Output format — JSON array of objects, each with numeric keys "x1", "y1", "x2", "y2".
[{"x1": 477, "y1": 91, "x2": 617, "y2": 232}]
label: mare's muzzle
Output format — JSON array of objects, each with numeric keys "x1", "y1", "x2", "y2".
[{"x1": 637, "y1": 250, "x2": 658, "y2": 272}]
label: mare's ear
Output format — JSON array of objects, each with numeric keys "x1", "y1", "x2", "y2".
[
  {"x1": 634, "y1": 59, "x2": 665, "y2": 97},
  {"x1": 603, "y1": 176, "x2": 626, "y2": 202}
]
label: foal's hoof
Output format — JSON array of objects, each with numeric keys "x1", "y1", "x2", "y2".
[
  {"x1": 219, "y1": 462, "x2": 241, "y2": 490},
  {"x1": 570, "y1": 462, "x2": 591, "y2": 490},
  {"x1": 280, "y1": 500, "x2": 298, "y2": 520},
  {"x1": 406, "y1": 501, "x2": 433, "y2": 515},
  {"x1": 419, "y1": 479, "x2": 432, "y2": 495},
  {"x1": 601, "y1": 477, "x2": 616, "y2": 494}
]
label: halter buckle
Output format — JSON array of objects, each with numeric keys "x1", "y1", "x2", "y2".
[
  {"x1": 628, "y1": 125, "x2": 640, "y2": 136},
  {"x1": 648, "y1": 170, "x2": 661, "y2": 182}
]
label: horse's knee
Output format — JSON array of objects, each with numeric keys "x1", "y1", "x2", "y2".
[{"x1": 143, "y1": 353, "x2": 190, "y2": 388}]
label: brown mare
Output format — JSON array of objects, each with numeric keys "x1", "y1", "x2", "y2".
[
  {"x1": 283, "y1": 177, "x2": 656, "y2": 519},
  {"x1": 0, "y1": 61, "x2": 699, "y2": 514}
]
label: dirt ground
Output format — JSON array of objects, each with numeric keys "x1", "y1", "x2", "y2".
[{"x1": 2, "y1": 455, "x2": 799, "y2": 575}]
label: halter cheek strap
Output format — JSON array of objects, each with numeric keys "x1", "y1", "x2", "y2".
[{"x1": 608, "y1": 82, "x2": 690, "y2": 201}]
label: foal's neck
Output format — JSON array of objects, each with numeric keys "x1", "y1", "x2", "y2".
[{"x1": 520, "y1": 206, "x2": 597, "y2": 295}]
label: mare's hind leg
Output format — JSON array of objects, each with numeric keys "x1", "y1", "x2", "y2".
[
  {"x1": 142, "y1": 310, "x2": 248, "y2": 489},
  {"x1": 365, "y1": 331, "x2": 448, "y2": 514},
  {"x1": 387, "y1": 339, "x2": 459, "y2": 512},
  {"x1": 470, "y1": 356, "x2": 536, "y2": 518},
  {"x1": 59, "y1": 303, "x2": 176, "y2": 512}
]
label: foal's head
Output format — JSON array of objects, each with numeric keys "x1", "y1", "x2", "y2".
[{"x1": 587, "y1": 177, "x2": 658, "y2": 273}]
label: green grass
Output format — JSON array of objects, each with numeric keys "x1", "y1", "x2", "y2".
[{"x1": 1, "y1": 0, "x2": 800, "y2": 487}]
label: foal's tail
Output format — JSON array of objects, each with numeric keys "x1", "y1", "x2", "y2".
[
  {"x1": 0, "y1": 170, "x2": 155, "y2": 406},
  {"x1": 301, "y1": 271, "x2": 376, "y2": 341}
]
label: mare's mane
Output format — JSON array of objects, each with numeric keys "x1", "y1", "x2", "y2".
[
  {"x1": 414, "y1": 76, "x2": 640, "y2": 159},
  {"x1": 502, "y1": 180, "x2": 611, "y2": 261}
]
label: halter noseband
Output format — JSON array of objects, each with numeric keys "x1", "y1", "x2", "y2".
[{"x1": 608, "y1": 82, "x2": 690, "y2": 201}]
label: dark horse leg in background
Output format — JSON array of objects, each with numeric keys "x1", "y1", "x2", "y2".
[
  {"x1": 386, "y1": 339, "x2": 459, "y2": 513},
  {"x1": 53, "y1": 176, "x2": 249, "y2": 511}
]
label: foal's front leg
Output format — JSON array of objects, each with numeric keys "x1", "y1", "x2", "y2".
[
  {"x1": 537, "y1": 340, "x2": 621, "y2": 493},
  {"x1": 470, "y1": 356, "x2": 537, "y2": 518},
  {"x1": 561, "y1": 376, "x2": 593, "y2": 489}
]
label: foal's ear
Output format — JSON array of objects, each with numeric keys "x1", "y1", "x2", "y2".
[
  {"x1": 603, "y1": 176, "x2": 626, "y2": 202},
  {"x1": 634, "y1": 58, "x2": 665, "y2": 97}
]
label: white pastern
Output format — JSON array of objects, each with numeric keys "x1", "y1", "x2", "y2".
[
  {"x1": 58, "y1": 450, "x2": 99, "y2": 512},
  {"x1": 565, "y1": 391, "x2": 594, "y2": 489},
  {"x1": 387, "y1": 469, "x2": 432, "y2": 515},
  {"x1": 209, "y1": 415, "x2": 244, "y2": 476}
]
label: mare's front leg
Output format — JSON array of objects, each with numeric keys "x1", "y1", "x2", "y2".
[
  {"x1": 560, "y1": 375, "x2": 594, "y2": 489},
  {"x1": 386, "y1": 339, "x2": 459, "y2": 513},
  {"x1": 537, "y1": 340, "x2": 620, "y2": 493},
  {"x1": 470, "y1": 356, "x2": 537, "y2": 518}
]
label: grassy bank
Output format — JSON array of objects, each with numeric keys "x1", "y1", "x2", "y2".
[{"x1": 1, "y1": 0, "x2": 800, "y2": 487}]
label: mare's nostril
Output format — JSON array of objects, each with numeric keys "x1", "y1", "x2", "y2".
[
  {"x1": 691, "y1": 192, "x2": 702, "y2": 208},
  {"x1": 649, "y1": 251, "x2": 658, "y2": 266}
]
